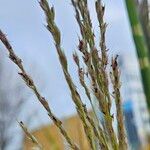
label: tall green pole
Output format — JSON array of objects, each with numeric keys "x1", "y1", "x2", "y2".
[
  {"x1": 125, "y1": 0, "x2": 150, "y2": 111},
  {"x1": 138, "y1": 0, "x2": 150, "y2": 56}
]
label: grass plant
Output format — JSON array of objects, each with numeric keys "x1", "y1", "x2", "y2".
[{"x1": 0, "y1": 0, "x2": 127, "y2": 149}]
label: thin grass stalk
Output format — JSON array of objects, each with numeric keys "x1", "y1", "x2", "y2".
[
  {"x1": 95, "y1": 0, "x2": 118, "y2": 149},
  {"x1": 0, "y1": 30, "x2": 79, "y2": 150},
  {"x1": 110, "y1": 56, "x2": 127, "y2": 150},
  {"x1": 73, "y1": 52, "x2": 109, "y2": 149},
  {"x1": 39, "y1": 1, "x2": 97, "y2": 149},
  {"x1": 95, "y1": 1, "x2": 119, "y2": 149},
  {"x1": 19, "y1": 121, "x2": 43, "y2": 150},
  {"x1": 71, "y1": 0, "x2": 119, "y2": 149},
  {"x1": 73, "y1": 51, "x2": 101, "y2": 126}
]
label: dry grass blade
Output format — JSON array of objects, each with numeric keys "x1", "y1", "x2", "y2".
[
  {"x1": 110, "y1": 56, "x2": 127, "y2": 150},
  {"x1": 0, "y1": 30, "x2": 79, "y2": 150},
  {"x1": 95, "y1": 1, "x2": 119, "y2": 149},
  {"x1": 73, "y1": 52, "x2": 109, "y2": 149},
  {"x1": 39, "y1": 1, "x2": 97, "y2": 149},
  {"x1": 19, "y1": 121, "x2": 43, "y2": 150},
  {"x1": 71, "y1": 0, "x2": 120, "y2": 149}
]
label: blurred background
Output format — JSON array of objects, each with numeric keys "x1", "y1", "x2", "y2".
[{"x1": 0, "y1": 0, "x2": 150, "y2": 150}]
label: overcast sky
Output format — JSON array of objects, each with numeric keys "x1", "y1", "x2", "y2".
[{"x1": 0, "y1": 0, "x2": 138, "y2": 128}]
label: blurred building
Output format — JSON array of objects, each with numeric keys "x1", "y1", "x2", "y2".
[
  {"x1": 119, "y1": 54, "x2": 150, "y2": 149},
  {"x1": 24, "y1": 113, "x2": 92, "y2": 150},
  {"x1": 23, "y1": 54, "x2": 150, "y2": 150},
  {"x1": 123, "y1": 100, "x2": 141, "y2": 149}
]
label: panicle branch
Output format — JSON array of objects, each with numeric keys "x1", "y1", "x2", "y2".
[
  {"x1": 0, "y1": 30, "x2": 79, "y2": 150},
  {"x1": 110, "y1": 56, "x2": 127, "y2": 150},
  {"x1": 19, "y1": 121, "x2": 43, "y2": 150},
  {"x1": 40, "y1": 1, "x2": 97, "y2": 149}
]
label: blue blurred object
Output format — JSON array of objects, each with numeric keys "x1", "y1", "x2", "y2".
[{"x1": 123, "y1": 100, "x2": 141, "y2": 150}]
